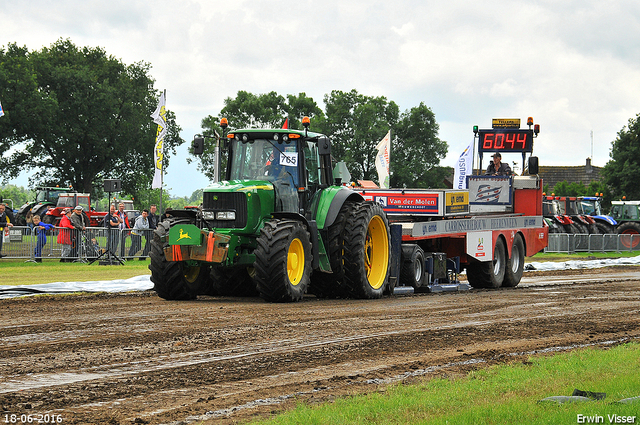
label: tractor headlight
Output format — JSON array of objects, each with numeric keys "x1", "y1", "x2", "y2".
[
  {"x1": 216, "y1": 211, "x2": 236, "y2": 220},
  {"x1": 203, "y1": 211, "x2": 216, "y2": 220}
]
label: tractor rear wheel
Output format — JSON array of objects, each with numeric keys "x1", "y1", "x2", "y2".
[
  {"x1": 309, "y1": 201, "x2": 353, "y2": 299},
  {"x1": 254, "y1": 220, "x2": 312, "y2": 302},
  {"x1": 595, "y1": 222, "x2": 615, "y2": 234},
  {"x1": 617, "y1": 222, "x2": 640, "y2": 249},
  {"x1": 149, "y1": 220, "x2": 211, "y2": 300},
  {"x1": 342, "y1": 202, "x2": 391, "y2": 299}
]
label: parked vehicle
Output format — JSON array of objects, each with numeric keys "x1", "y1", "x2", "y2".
[
  {"x1": 13, "y1": 186, "x2": 74, "y2": 226},
  {"x1": 43, "y1": 193, "x2": 107, "y2": 227},
  {"x1": 578, "y1": 195, "x2": 617, "y2": 234},
  {"x1": 610, "y1": 199, "x2": 640, "y2": 248}
]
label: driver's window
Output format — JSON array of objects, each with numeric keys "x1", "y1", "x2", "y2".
[{"x1": 305, "y1": 142, "x2": 320, "y2": 186}]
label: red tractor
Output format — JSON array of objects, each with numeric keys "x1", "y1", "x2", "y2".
[{"x1": 43, "y1": 193, "x2": 107, "y2": 227}]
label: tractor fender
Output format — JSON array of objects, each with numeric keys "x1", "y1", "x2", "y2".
[
  {"x1": 592, "y1": 215, "x2": 617, "y2": 226},
  {"x1": 271, "y1": 212, "x2": 321, "y2": 270},
  {"x1": 315, "y1": 187, "x2": 364, "y2": 230}
]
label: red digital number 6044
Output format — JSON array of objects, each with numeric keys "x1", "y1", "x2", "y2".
[{"x1": 478, "y1": 129, "x2": 533, "y2": 153}]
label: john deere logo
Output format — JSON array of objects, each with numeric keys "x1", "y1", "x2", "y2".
[
  {"x1": 177, "y1": 228, "x2": 192, "y2": 241},
  {"x1": 169, "y1": 224, "x2": 201, "y2": 245}
]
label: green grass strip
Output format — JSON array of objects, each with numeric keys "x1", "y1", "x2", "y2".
[
  {"x1": 254, "y1": 343, "x2": 640, "y2": 425},
  {"x1": 0, "y1": 259, "x2": 150, "y2": 286}
]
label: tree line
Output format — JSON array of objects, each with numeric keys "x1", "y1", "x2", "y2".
[{"x1": 1, "y1": 39, "x2": 639, "y2": 206}]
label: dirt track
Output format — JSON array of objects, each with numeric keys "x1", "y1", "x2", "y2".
[{"x1": 1, "y1": 266, "x2": 639, "y2": 425}]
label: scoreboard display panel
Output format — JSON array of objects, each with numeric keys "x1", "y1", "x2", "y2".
[{"x1": 477, "y1": 129, "x2": 534, "y2": 154}]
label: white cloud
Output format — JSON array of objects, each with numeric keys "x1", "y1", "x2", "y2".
[{"x1": 2, "y1": 0, "x2": 640, "y2": 195}]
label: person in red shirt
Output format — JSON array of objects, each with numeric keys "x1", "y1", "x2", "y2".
[{"x1": 57, "y1": 209, "x2": 74, "y2": 262}]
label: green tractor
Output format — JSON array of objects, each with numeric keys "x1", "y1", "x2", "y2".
[{"x1": 149, "y1": 119, "x2": 391, "y2": 302}]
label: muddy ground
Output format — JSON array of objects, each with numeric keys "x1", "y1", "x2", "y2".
[{"x1": 1, "y1": 266, "x2": 639, "y2": 425}]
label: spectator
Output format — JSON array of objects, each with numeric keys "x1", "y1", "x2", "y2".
[
  {"x1": 31, "y1": 214, "x2": 54, "y2": 263},
  {"x1": 129, "y1": 209, "x2": 149, "y2": 259},
  {"x1": 142, "y1": 204, "x2": 159, "y2": 257},
  {"x1": 117, "y1": 202, "x2": 130, "y2": 257},
  {"x1": 57, "y1": 208, "x2": 74, "y2": 262},
  {"x1": 162, "y1": 207, "x2": 173, "y2": 222},
  {"x1": 148, "y1": 204, "x2": 159, "y2": 230},
  {"x1": 103, "y1": 204, "x2": 121, "y2": 255},
  {"x1": 69, "y1": 206, "x2": 87, "y2": 258},
  {"x1": 0, "y1": 203, "x2": 14, "y2": 258}
]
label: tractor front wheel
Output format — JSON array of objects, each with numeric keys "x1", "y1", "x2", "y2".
[
  {"x1": 149, "y1": 220, "x2": 211, "y2": 300},
  {"x1": 254, "y1": 220, "x2": 312, "y2": 302}
]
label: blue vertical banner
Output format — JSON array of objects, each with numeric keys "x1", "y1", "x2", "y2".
[{"x1": 454, "y1": 144, "x2": 472, "y2": 189}]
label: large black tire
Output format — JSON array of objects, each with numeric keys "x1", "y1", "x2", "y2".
[
  {"x1": 466, "y1": 237, "x2": 507, "y2": 289},
  {"x1": 309, "y1": 201, "x2": 353, "y2": 299},
  {"x1": 254, "y1": 219, "x2": 312, "y2": 302},
  {"x1": 595, "y1": 222, "x2": 615, "y2": 234},
  {"x1": 210, "y1": 267, "x2": 258, "y2": 297},
  {"x1": 617, "y1": 222, "x2": 640, "y2": 249},
  {"x1": 400, "y1": 244, "x2": 427, "y2": 289},
  {"x1": 149, "y1": 220, "x2": 211, "y2": 300},
  {"x1": 342, "y1": 202, "x2": 391, "y2": 299},
  {"x1": 503, "y1": 234, "x2": 524, "y2": 288}
]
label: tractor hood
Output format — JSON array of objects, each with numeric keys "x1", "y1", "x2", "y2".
[{"x1": 202, "y1": 179, "x2": 275, "y2": 234}]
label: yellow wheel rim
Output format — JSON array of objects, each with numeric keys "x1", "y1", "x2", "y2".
[
  {"x1": 184, "y1": 265, "x2": 201, "y2": 283},
  {"x1": 365, "y1": 215, "x2": 389, "y2": 290},
  {"x1": 287, "y1": 237, "x2": 305, "y2": 285}
]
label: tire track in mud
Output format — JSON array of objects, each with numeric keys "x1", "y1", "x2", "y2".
[{"x1": 0, "y1": 271, "x2": 639, "y2": 424}]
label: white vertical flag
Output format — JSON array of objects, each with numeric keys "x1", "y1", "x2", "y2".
[
  {"x1": 375, "y1": 130, "x2": 391, "y2": 189},
  {"x1": 151, "y1": 92, "x2": 166, "y2": 189},
  {"x1": 454, "y1": 143, "x2": 473, "y2": 189},
  {"x1": 0, "y1": 99, "x2": 5, "y2": 118}
]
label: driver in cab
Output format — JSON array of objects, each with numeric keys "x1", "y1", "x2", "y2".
[{"x1": 485, "y1": 152, "x2": 512, "y2": 176}]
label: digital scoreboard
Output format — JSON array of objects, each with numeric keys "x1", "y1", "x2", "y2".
[{"x1": 477, "y1": 129, "x2": 534, "y2": 154}]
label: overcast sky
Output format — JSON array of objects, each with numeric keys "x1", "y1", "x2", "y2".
[{"x1": 3, "y1": 0, "x2": 640, "y2": 197}]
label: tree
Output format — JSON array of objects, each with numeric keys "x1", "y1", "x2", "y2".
[
  {"x1": 0, "y1": 184, "x2": 33, "y2": 209},
  {"x1": 601, "y1": 113, "x2": 640, "y2": 200},
  {"x1": 192, "y1": 91, "x2": 323, "y2": 180},
  {"x1": 319, "y1": 89, "x2": 400, "y2": 182},
  {"x1": 0, "y1": 39, "x2": 184, "y2": 199},
  {"x1": 192, "y1": 89, "x2": 449, "y2": 188},
  {"x1": 391, "y1": 102, "x2": 449, "y2": 188}
]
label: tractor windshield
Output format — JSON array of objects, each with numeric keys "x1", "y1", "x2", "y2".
[
  {"x1": 229, "y1": 138, "x2": 300, "y2": 212},
  {"x1": 579, "y1": 199, "x2": 602, "y2": 215},
  {"x1": 229, "y1": 138, "x2": 299, "y2": 186}
]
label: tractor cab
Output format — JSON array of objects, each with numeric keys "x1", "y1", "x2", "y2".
[{"x1": 224, "y1": 129, "x2": 330, "y2": 215}]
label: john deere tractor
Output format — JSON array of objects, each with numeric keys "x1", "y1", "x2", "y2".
[{"x1": 149, "y1": 119, "x2": 391, "y2": 302}]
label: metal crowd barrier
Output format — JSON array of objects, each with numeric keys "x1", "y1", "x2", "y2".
[
  {"x1": 545, "y1": 233, "x2": 640, "y2": 253},
  {"x1": 0, "y1": 226, "x2": 155, "y2": 262}
]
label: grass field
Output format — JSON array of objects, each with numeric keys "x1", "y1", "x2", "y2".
[
  {"x1": 252, "y1": 343, "x2": 640, "y2": 425},
  {"x1": 0, "y1": 258, "x2": 151, "y2": 286}
]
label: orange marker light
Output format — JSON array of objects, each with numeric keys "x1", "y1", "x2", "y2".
[
  {"x1": 302, "y1": 116, "x2": 310, "y2": 127},
  {"x1": 527, "y1": 117, "x2": 534, "y2": 126}
]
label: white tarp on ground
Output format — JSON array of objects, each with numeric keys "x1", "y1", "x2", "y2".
[
  {"x1": 525, "y1": 255, "x2": 640, "y2": 271},
  {"x1": 0, "y1": 275, "x2": 153, "y2": 299},
  {"x1": 1, "y1": 256, "x2": 640, "y2": 299}
]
